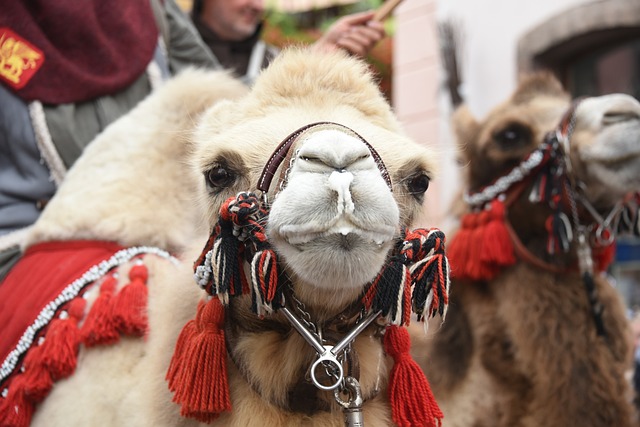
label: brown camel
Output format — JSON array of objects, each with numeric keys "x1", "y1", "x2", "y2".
[{"x1": 412, "y1": 73, "x2": 640, "y2": 427}]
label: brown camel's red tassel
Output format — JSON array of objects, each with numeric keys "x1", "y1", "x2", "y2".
[
  {"x1": 594, "y1": 241, "x2": 615, "y2": 273},
  {"x1": 113, "y1": 263, "x2": 149, "y2": 336},
  {"x1": 167, "y1": 297, "x2": 231, "y2": 423},
  {"x1": 41, "y1": 298, "x2": 86, "y2": 379},
  {"x1": 384, "y1": 326, "x2": 443, "y2": 427},
  {"x1": 81, "y1": 274, "x2": 120, "y2": 346},
  {"x1": 480, "y1": 199, "x2": 515, "y2": 268},
  {"x1": 447, "y1": 214, "x2": 474, "y2": 279}
]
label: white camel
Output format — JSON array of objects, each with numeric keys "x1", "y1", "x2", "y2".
[{"x1": 0, "y1": 48, "x2": 449, "y2": 427}]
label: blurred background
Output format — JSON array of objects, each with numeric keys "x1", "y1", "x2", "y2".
[{"x1": 178, "y1": 0, "x2": 640, "y2": 311}]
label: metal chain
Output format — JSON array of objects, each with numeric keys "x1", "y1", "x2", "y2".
[{"x1": 288, "y1": 286, "x2": 319, "y2": 336}]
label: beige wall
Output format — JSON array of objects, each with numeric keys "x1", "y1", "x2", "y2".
[
  {"x1": 393, "y1": 0, "x2": 458, "y2": 231},
  {"x1": 393, "y1": 0, "x2": 446, "y2": 231},
  {"x1": 391, "y1": 0, "x2": 621, "y2": 233}
]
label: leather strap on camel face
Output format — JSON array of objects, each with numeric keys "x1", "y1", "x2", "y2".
[{"x1": 256, "y1": 121, "x2": 393, "y2": 206}]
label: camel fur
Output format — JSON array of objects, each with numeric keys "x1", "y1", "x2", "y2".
[
  {"x1": 2, "y1": 48, "x2": 443, "y2": 427},
  {"x1": 411, "y1": 73, "x2": 640, "y2": 427}
]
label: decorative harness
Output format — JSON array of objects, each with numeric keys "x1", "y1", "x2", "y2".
[
  {"x1": 0, "y1": 241, "x2": 179, "y2": 426},
  {"x1": 166, "y1": 122, "x2": 451, "y2": 427},
  {"x1": 447, "y1": 100, "x2": 640, "y2": 336}
]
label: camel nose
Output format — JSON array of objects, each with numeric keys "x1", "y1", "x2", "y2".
[
  {"x1": 296, "y1": 129, "x2": 376, "y2": 173},
  {"x1": 580, "y1": 94, "x2": 640, "y2": 128},
  {"x1": 602, "y1": 109, "x2": 640, "y2": 126},
  {"x1": 328, "y1": 169, "x2": 355, "y2": 215}
]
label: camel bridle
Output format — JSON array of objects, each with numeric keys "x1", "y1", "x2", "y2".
[
  {"x1": 457, "y1": 99, "x2": 640, "y2": 337},
  {"x1": 175, "y1": 122, "x2": 450, "y2": 427}
]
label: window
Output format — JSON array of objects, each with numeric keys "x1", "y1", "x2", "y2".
[{"x1": 565, "y1": 38, "x2": 640, "y2": 99}]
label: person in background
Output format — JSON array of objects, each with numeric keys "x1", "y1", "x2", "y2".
[
  {"x1": 191, "y1": 0, "x2": 386, "y2": 84},
  {"x1": 0, "y1": 0, "x2": 220, "y2": 280}
]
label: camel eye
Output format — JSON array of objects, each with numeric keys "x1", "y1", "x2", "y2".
[
  {"x1": 205, "y1": 165, "x2": 235, "y2": 190},
  {"x1": 493, "y1": 123, "x2": 531, "y2": 149},
  {"x1": 407, "y1": 173, "x2": 430, "y2": 197}
]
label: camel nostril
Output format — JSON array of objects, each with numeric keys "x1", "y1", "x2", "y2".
[{"x1": 602, "y1": 111, "x2": 640, "y2": 125}]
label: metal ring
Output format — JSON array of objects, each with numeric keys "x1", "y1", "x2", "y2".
[
  {"x1": 310, "y1": 355, "x2": 343, "y2": 391},
  {"x1": 594, "y1": 224, "x2": 615, "y2": 246}
]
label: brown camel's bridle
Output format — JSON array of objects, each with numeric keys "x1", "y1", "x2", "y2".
[{"x1": 458, "y1": 99, "x2": 640, "y2": 337}]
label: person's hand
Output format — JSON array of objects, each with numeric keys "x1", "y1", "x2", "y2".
[{"x1": 312, "y1": 11, "x2": 385, "y2": 58}]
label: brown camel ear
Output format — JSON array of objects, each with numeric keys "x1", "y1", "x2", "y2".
[
  {"x1": 511, "y1": 72, "x2": 567, "y2": 105},
  {"x1": 451, "y1": 104, "x2": 479, "y2": 163}
]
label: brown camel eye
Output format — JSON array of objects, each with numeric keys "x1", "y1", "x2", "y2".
[
  {"x1": 407, "y1": 173, "x2": 430, "y2": 196},
  {"x1": 493, "y1": 123, "x2": 531, "y2": 149},
  {"x1": 205, "y1": 166, "x2": 235, "y2": 190}
]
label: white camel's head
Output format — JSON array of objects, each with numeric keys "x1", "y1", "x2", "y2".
[{"x1": 192, "y1": 48, "x2": 437, "y2": 312}]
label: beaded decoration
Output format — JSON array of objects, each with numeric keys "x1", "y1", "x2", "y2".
[{"x1": 0, "y1": 245, "x2": 178, "y2": 426}]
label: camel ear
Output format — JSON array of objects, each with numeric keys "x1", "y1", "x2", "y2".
[
  {"x1": 451, "y1": 104, "x2": 479, "y2": 162},
  {"x1": 511, "y1": 72, "x2": 567, "y2": 104}
]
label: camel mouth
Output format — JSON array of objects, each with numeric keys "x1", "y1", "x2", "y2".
[
  {"x1": 278, "y1": 223, "x2": 394, "y2": 247},
  {"x1": 597, "y1": 154, "x2": 640, "y2": 169},
  {"x1": 268, "y1": 219, "x2": 396, "y2": 289},
  {"x1": 273, "y1": 215, "x2": 396, "y2": 250},
  {"x1": 585, "y1": 147, "x2": 640, "y2": 185},
  {"x1": 582, "y1": 142, "x2": 640, "y2": 164},
  {"x1": 284, "y1": 230, "x2": 389, "y2": 253}
]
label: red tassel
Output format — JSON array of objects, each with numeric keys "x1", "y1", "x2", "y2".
[
  {"x1": 467, "y1": 210, "x2": 490, "y2": 280},
  {"x1": 447, "y1": 213, "x2": 474, "y2": 279},
  {"x1": 113, "y1": 263, "x2": 149, "y2": 336},
  {"x1": 384, "y1": 326, "x2": 443, "y2": 427},
  {"x1": 480, "y1": 199, "x2": 515, "y2": 268},
  {"x1": 594, "y1": 241, "x2": 616, "y2": 273},
  {"x1": 166, "y1": 297, "x2": 231, "y2": 423},
  {"x1": 18, "y1": 344, "x2": 53, "y2": 402},
  {"x1": 81, "y1": 275, "x2": 120, "y2": 347},
  {"x1": 166, "y1": 316, "x2": 198, "y2": 385},
  {"x1": 41, "y1": 298, "x2": 86, "y2": 379},
  {"x1": 450, "y1": 211, "x2": 493, "y2": 280},
  {"x1": 0, "y1": 376, "x2": 35, "y2": 427}
]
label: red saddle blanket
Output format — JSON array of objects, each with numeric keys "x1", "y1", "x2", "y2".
[
  {"x1": 0, "y1": 240, "x2": 165, "y2": 427},
  {"x1": 0, "y1": 240, "x2": 123, "y2": 364}
]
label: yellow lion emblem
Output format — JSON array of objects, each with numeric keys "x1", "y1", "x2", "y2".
[{"x1": 0, "y1": 31, "x2": 42, "y2": 85}]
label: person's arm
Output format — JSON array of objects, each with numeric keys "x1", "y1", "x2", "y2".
[
  {"x1": 159, "y1": 0, "x2": 222, "y2": 72},
  {"x1": 311, "y1": 11, "x2": 385, "y2": 58}
]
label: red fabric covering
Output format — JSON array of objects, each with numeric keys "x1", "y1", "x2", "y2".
[
  {"x1": 0, "y1": 240, "x2": 123, "y2": 365},
  {"x1": 0, "y1": 1, "x2": 158, "y2": 103}
]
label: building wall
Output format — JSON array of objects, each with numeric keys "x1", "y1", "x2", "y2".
[
  {"x1": 393, "y1": 0, "x2": 451, "y2": 229},
  {"x1": 393, "y1": 0, "x2": 595, "y2": 231}
]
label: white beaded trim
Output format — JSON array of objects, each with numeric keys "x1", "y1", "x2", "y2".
[
  {"x1": 463, "y1": 149, "x2": 544, "y2": 207},
  {"x1": 0, "y1": 246, "x2": 178, "y2": 385}
]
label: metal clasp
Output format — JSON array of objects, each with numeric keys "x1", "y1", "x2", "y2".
[
  {"x1": 334, "y1": 376, "x2": 365, "y2": 427},
  {"x1": 280, "y1": 307, "x2": 380, "y2": 391}
]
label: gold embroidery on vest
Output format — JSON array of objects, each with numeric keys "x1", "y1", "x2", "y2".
[{"x1": 0, "y1": 30, "x2": 43, "y2": 86}]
